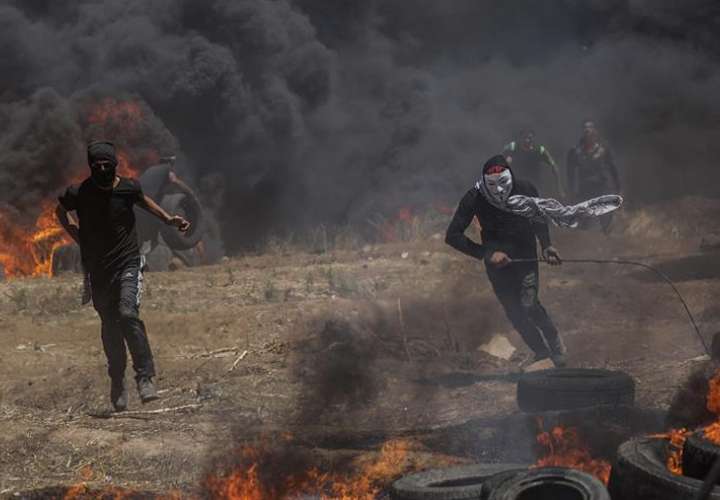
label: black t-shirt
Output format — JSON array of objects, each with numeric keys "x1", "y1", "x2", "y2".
[{"x1": 58, "y1": 177, "x2": 144, "y2": 275}]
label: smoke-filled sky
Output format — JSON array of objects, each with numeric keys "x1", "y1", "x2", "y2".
[{"x1": 1, "y1": 0, "x2": 719, "y2": 251}]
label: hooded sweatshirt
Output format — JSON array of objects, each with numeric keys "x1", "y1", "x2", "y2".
[{"x1": 445, "y1": 155, "x2": 551, "y2": 261}]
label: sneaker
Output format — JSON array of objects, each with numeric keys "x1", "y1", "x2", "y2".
[
  {"x1": 551, "y1": 352, "x2": 568, "y2": 368},
  {"x1": 137, "y1": 377, "x2": 159, "y2": 404},
  {"x1": 110, "y1": 378, "x2": 128, "y2": 412},
  {"x1": 518, "y1": 352, "x2": 551, "y2": 371},
  {"x1": 523, "y1": 358, "x2": 555, "y2": 372}
]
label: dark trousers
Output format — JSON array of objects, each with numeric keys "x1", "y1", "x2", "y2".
[
  {"x1": 577, "y1": 181, "x2": 614, "y2": 232},
  {"x1": 486, "y1": 261, "x2": 564, "y2": 357},
  {"x1": 91, "y1": 258, "x2": 155, "y2": 382}
]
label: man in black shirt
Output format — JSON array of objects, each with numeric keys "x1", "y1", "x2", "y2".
[
  {"x1": 445, "y1": 155, "x2": 566, "y2": 367},
  {"x1": 56, "y1": 141, "x2": 190, "y2": 411}
]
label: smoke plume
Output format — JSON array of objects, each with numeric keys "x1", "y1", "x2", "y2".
[{"x1": 1, "y1": 0, "x2": 720, "y2": 250}]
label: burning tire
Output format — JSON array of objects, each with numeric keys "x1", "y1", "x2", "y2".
[
  {"x1": 682, "y1": 430, "x2": 720, "y2": 483},
  {"x1": 158, "y1": 193, "x2": 205, "y2": 251},
  {"x1": 487, "y1": 467, "x2": 610, "y2": 500},
  {"x1": 50, "y1": 243, "x2": 83, "y2": 275},
  {"x1": 391, "y1": 463, "x2": 527, "y2": 500},
  {"x1": 516, "y1": 368, "x2": 634, "y2": 413},
  {"x1": 608, "y1": 437, "x2": 720, "y2": 499}
]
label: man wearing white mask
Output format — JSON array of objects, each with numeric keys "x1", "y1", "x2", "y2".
[{"x1": 445, "y1": 154, "x2": 566, "y2": 368}]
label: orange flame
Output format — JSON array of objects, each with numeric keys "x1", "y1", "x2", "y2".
[
  {"x1": 377, "y1": 207, "x2": 415, "y2": 242},
  {"x1": 649, "y1": 428, "x2": 690, "y2": 475},
  {"x1": 87, "y1": 98, "x2": 144, "y2": 133},
  {"x1": 0, "y1": 202, "x2": 72, "y2": 278},
  {"x1": 703, "y1": 369, "x2": 720, "y2": 445},
  {"x1": 1, "y1": 98, "x2": 155, "y2": 279},
  {"x1": 206, "y1": 438, "x2": 426, "y2": 500},
  {"x1": 533, "y1": 420, "x2": 611, "y2": 484},
  {"x1": 652, "y1": 369, "x2": 720, "y2": 476}
]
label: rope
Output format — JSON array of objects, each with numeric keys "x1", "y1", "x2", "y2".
[{"x1": 510, "y1": 257, "x2": 710, "y2": 356}]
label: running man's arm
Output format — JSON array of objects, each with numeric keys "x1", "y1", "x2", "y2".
[
  {"x1": 168, "y1": 171, "x2": 197, "y2": 199},
  {"x1": 539, "y1": 146, "x2": 565, "y2": 197},
  {"x1": 445, "y1": 190, "x2": 486, "y2": 260},
  {"x1": 55, "y1": 204, "x2": 80, "y2": 245},
  {"x1": 136, "y1": 194, "x2": 191, "y2": 232}
]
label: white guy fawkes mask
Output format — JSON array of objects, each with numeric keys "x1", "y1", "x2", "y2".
[{"x1": 483, "y1": 169, "x2": 513, "y2": 204}]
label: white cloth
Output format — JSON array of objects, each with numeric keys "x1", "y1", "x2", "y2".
[{"x1": 475, "y1": 180, "x2": 623, "y2": 228}]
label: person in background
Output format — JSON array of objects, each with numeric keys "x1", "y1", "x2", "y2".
[
  {"x1": 503, "y1": 128, "x2": 565, "y2": 198},
  {"x1": 566, "y1": 120, "x2": 621, "y2": 234}
]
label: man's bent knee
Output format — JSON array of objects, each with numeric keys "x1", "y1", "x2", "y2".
[
  {"x1": 520, "y1": 294, "x2": 538, "y2": 312},
  {"x1": 117, "y1": 305, "x2": 140, "y2": 322}
]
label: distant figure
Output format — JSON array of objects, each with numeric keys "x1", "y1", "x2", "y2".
[
  {"x1": 445, "y1": 155, "x2": 567, "y2": 368},
  {"x1": 136, "y1": 155, "x2": 200, "y2": 254},
  {"x1": 56, "y1": 141, "x2": 190, "y2": 412},
  {"x1": 566, "y1": 120, "x2": 621, "y2": 233},
  {"x1": 503, "y1": 129, "x2": 564, "y2": 198}
]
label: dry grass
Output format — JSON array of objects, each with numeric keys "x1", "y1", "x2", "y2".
[{"x1": 1, "y1": 199, "x2": 720, "y2": 495}]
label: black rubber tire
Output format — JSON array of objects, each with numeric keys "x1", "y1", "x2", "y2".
[
  {"x1": 608, "y1": 437, "x2": 720, "y2": 499},
  {"x1": 159, "y1": 193, "x2": 205, "y2": 250},
  {"x1": 50, "y1": 243, "x2": 83, "y2": 275},
  {"x1": 487, "y1": 467, "x2": 610, "y2": 500},
  {"x1": 516, "y1": 368, "x2": 635, "y2": 413},
  {"x1": 391, "y1": 463, "x2": 527, "y2": 500},
  {"x1": 683, "y1": 430, "x2": 720, "y2": 482}
]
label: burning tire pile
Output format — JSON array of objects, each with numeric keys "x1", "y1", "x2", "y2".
[
  {"x1": 608, "y1": 435, "x2": 720, "y2": 500},
  {"x1": 390, "y1": 367, "x2": 720, "y2": 500},
  {"x1": 391, "y1": 464, "x2": 609, "y2": 500}
]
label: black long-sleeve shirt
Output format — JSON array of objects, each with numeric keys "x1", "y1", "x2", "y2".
[{"x1": 445, "y1": 179, "x2": 551, "y2": 261}]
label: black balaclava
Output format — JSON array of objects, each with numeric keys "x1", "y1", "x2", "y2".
[{"x1": 87, "y1": 141, "x2": 118, "y2": 188}]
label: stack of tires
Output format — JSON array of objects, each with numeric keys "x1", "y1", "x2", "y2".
[
  {"x1": 390, "y1": 464, "x2": 609, "y2": 499},
  {"x1": 389, "y1": 368, "x2": 636, "y2": 499},
  {"x1": 515, "y1": 368, "x2": 720, "y2": 498},
  {"x1": 609, "y1": 432, "x2": 720, "y2": 499}
]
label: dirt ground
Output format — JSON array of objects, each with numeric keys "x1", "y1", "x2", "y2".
[{"x1": 1, "y1": 197, "x2": 720, "y2": 497}]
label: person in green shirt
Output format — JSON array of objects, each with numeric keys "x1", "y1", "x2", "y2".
[{"x1": 503, "y1": 129, "x2": 565, "y2": 198}]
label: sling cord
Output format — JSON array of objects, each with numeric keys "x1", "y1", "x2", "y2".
[{"x1": 510, "y1": 257, "x2": 710, "y2": 356}]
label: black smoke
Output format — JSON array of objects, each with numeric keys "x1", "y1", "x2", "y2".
[{"x1": 1, "y1": 1, "x2": 720, "y2": 250}]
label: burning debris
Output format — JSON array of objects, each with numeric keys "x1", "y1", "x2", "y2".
[
  {"x1": 0, "y1": 95, "x2": 214, "y2": 279},
  {"x1": 0, "y1": 202, "x2": 71, "y2": 278},
  {"x1": 533, "y1": 419, "x2": 612, "y2": 485},
  {"x1": 652, "y1": 368, "x2": 720, "y2": 478},
  {"x1": 204, "y1": 437, "x2": 428, "y2": 500}
]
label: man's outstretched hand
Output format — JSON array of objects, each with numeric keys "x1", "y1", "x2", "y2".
[
  {"x1": 167, "y1": 215, "x2": 191, "y2": 233},
  {"x1": 489, "y1": 251, "x2": 512, "y2": 268},
  {"x1": 543, "y1": 246, "x2": 562, "y2": 265}
]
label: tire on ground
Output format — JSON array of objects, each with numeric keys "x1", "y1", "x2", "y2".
[
  {"x1": 683, "y1": 430, "x2": 720, "y2": 482},
  {"x1": 391, "y1": 463, "x2": 527, "y2": 500},
  {"x1": 516, "y1": 368, "x2": 634, "y2": 413},
  {"x1": 608, "y1": 437, "x2": 720, "y2": 499},
  {"x1": 487, "y1": 467, "x2": 610, "y2": 500},
  {"x1": 159, "y1": 193, "x2": 205, "y2": 251}
]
